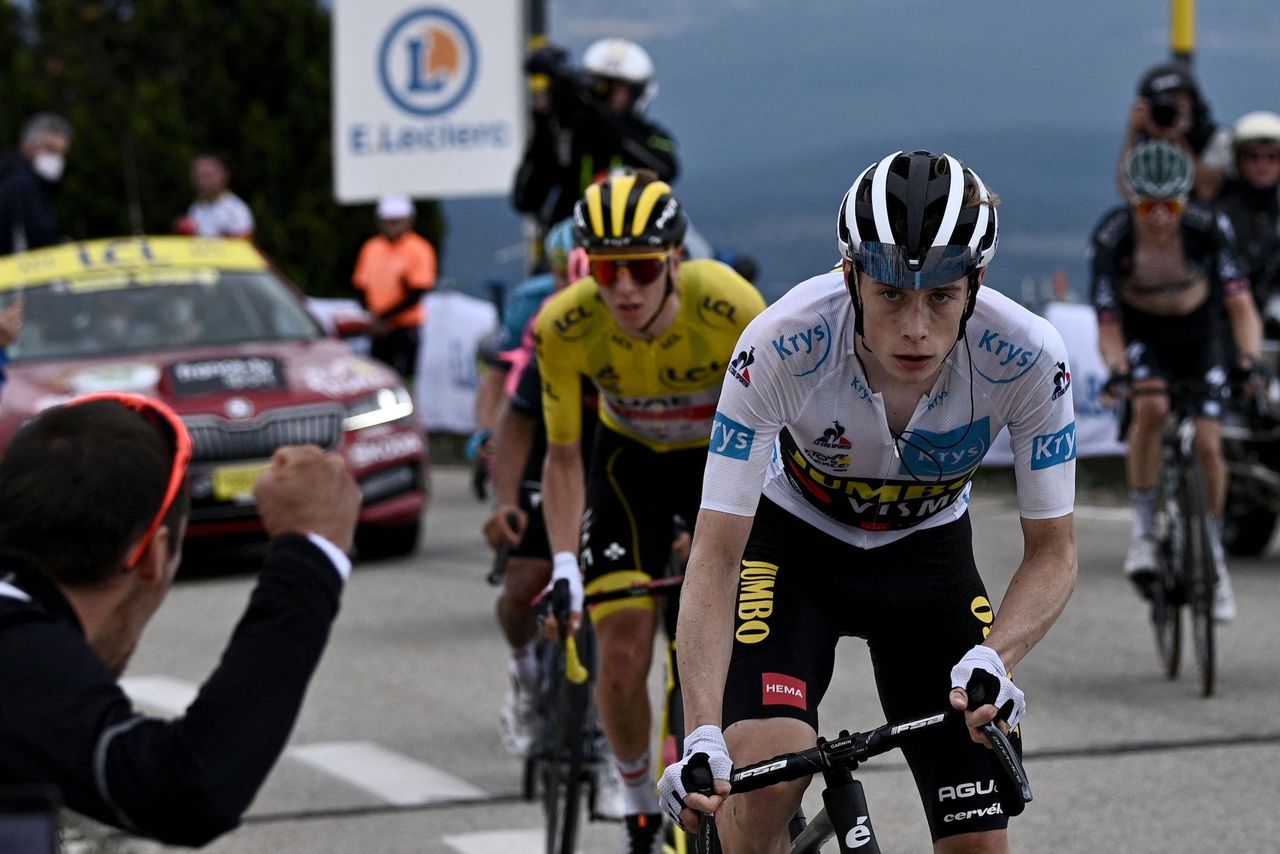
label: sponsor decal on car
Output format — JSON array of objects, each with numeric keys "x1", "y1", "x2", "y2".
[
  {"x1": 299, "y1": 357, "x2": 388, "y2": 398},
  {"x1": 64, "y1": 363, "x2": 161, "y2": 395},
  {"x1": 169, "y1": 356, "x2": 285, "y2": 396},
  {"x1": 348, "y1": 431, "x2": 424, "y2": 469}
]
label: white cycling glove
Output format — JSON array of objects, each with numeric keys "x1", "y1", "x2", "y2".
[
  {"x1": 546, "y1": 551, "x2": 584, "y2": 615},
  {"x1": 950, "y1": 644, "x2": 1027, "y2": 730},
  {"x1": 658, "y1": 725, "x2": 733, "y2": 826}
]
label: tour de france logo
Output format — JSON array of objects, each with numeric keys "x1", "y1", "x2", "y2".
[{"x1": 378, "y1": 7, "x2": 478, "y2": 117}]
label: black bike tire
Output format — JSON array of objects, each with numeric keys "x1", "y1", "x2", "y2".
[
  {"x1": 1181, "y1": 464, "x2": 1216, "y2": 697},
  {"x1": 540, "y1": 636, "x2": 591, "y2": 854},
  {"x1": 1153, "y1": 467, "x2": 1182, "y2": 679}
]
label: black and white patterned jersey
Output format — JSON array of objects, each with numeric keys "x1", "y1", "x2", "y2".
[{"x1": 701, "y1": 270, "x2": 1076, "y2": 549}]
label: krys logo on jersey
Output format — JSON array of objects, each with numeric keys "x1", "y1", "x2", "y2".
[
  {"x1": 972, "y1": 328, "x2": 1043, "y2": 384},
  {"x1": 897, "y1": 417, "x2": 991, "y2": 478},
  {"x1": 770, "y1": 313, "x2": 832, "y2": 377},
  {"x1": 349, "y1": 8, "x2": 513, "y2": 158}
]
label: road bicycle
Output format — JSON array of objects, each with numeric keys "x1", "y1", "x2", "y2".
[
  {"x1": 530, "y1": 573, "x2": 685, "y2": 854},
  {"x1": 680, "y1": 685, "x2": 1032, "y2": 854},
  {"x1": 1127, "y1": 381, "x2": 1224, "y2": 697}
]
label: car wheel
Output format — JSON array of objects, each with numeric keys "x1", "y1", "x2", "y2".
[{"x1": 355, "y1": 522, "x2": 421, "y2": 560}]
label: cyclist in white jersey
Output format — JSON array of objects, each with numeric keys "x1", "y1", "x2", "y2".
[{"x1": 659, "y1": 151, "x2": 1078, "y2": 853}]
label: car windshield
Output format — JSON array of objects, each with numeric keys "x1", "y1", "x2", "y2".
[{"x1": 3, "y1": 268, "x2": 322, "y2": 362}]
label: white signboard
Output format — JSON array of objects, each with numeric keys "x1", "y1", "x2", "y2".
[{"x1": 333, "y1": 0, "x2": 525, "y2": 201}]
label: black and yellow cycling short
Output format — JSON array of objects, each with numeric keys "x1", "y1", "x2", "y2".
[
  {"x1": 581, "y1": 425, "x2": 705, "y2": 623},
  {"x1": 721, "y1": 498, "x2": 1019, "y2": 841}
]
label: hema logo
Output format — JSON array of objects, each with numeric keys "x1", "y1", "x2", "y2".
[{"x1": 379, "y1": 8, "x2": 478, "y2": 117}]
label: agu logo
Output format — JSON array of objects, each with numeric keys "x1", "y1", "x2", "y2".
[{"x1": 379, "y1": 8, "x2": 478, "y2": 117}]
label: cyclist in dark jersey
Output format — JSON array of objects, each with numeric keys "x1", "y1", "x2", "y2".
[
  {"x1": 1215, "y1": 111, "x2": 1280, "y2": 335},
  {"x1": 1091, "y1": 140, "x2": 1264, "y2": 621}
]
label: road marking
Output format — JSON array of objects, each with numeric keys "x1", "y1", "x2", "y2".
[
  {"x1": 288, "y1": 741, "x2": 487, "y2": 805},
  {"x1": 120, "y1": 675, "x2": 198, "y2": 718},
  {"x1": 442, "y1": 830, "x2": 546, "y2": 854}
]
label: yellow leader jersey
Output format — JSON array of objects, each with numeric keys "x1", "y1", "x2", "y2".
[{"x1": 535, "y1": 259, "x2": 766, "y2": 452}]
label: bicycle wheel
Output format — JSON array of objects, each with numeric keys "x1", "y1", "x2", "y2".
[
  {"x1": 1179, "y1": 464, "x2": 1216, "y2": 697},
  {"x1": 1152, "y1": 467, "x2": 1182, "y2": 679},
  {"x1": 540, "y1": 630, "x2": 594, "y2": 854}
]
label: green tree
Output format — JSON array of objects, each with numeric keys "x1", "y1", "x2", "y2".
[{"x1": 0, "y1": 0, "x2": 444, "y2": 297}]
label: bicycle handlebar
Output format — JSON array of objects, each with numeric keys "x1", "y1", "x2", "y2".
[{"x1": 681, "y1": 693, "x2": 1032, "y2": 821}]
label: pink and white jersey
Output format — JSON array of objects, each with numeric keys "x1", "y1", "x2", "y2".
[{"x1": 701, "y1": 270, "x2": 1076, "y2": 549}]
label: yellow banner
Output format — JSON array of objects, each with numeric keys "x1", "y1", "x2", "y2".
[{"x1": 0, "y1": 237, "x2": 266, "y2": 291}]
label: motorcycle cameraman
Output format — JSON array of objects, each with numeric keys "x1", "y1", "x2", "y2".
[{"x1": 512, "y1": 38, "x2": 679, "y2": 231}]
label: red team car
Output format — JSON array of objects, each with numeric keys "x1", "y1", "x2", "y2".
[{"x1": 0, "y1": 237, "x2": 428, "y2": 558}]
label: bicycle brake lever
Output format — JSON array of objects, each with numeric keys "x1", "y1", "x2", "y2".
[
  {"x1": 979, "y1": 721, "x2": 1032, "y2": 816},
  {"x1": 681, "y1": 752, "x2": 714, "y2": 796}
]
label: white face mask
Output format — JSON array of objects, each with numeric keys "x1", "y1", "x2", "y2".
[{"x1": 32, "y1": 151, "x2": 65, "y2": 182}]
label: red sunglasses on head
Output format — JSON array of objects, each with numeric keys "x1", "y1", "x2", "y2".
[
  {"x1": 589, "y1": 253, "x2": 669, "y2": 287},
  {"x1": 1135, "y1": 197, "x2": 1186, "y2": 217},
  {"x1": 68, "y1": 392, "x2": 193, "y2": 570}
]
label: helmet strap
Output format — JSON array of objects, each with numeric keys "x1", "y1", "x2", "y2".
[
  {"x1": 957, "y1": 270, "x2": 981, "y2": 341},
  {"x1": 637, "y1": 266, "x2": 677, "y2": 337},
  {"x1": 844, "y1": 263, "x2": 872, "y2": 352}
]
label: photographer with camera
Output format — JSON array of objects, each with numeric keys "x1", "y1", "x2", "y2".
[
  {"x1": 512, "y1": 38, "x2": 679, "y2": 231},
  {"x1": 1116, "y1": 61, "x2": 1233, "y2": 202}
]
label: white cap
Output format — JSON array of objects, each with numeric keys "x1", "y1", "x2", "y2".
[{"x1": 376, "y1": 193, "x2": 415, "y2": 220}]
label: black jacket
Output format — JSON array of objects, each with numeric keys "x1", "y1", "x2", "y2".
[
  {"x1": 0, "y1": 535, "x2": 343, "y2": 846},
  {"x1": 0, "y1": 155, "x2": 62, "y2": 255},
  {"x1": 512, "y1": 79, "x2": 678, "y2": 228}
]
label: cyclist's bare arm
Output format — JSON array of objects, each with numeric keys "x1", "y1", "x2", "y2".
[
  {"x1": 483, "y1": 400, "x2": 536, "y2": 548},
  {"x1": 953, "y1": 513, "x2": 1076, "y2": 740},
  {"x1": 677, "y1": 507, "x2": 755, "y2": 811},
  {"x1": 1224, "y1": 288, "x2": 1263, "y2": 365},
  {"x1": 1096, "y1": 317, "x2": 1128, "y2": 374},
  {"x1": 542, "y1": 440, "x2": 585, "y2": 556}
]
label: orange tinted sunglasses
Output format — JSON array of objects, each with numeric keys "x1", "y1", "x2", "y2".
[
  {"x1": 1135, "y1": 198, "x2": 1185, "y2": 217},
  {"x1": 589, "y1": 253, "x2": 669, "y2": 287},
  {"x1": 68, "y1": 392, "x2": 193, "y2": 569}
]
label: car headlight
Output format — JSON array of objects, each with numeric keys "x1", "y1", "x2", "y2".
[{"x1": 343, "y1": 387, "x2": 415, "y2": 431}]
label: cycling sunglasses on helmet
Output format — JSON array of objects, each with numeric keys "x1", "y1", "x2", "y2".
[
  {"x1": 1134, "y1": 197, "x2": 1186, "y2": 217},
  {"x1": 855, "y1": 242, "x2": 976, "y2": 290},
  {"x1": 67, "y1": 392, "x2": 193, "y2": 570},
  {"x1": 589, "y1": 252, "x2": 670, "y2": 287}
]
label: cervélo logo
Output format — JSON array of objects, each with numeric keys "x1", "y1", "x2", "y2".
[{"x1": 761, "y1": 672, "x2": 807, "y2": 710}]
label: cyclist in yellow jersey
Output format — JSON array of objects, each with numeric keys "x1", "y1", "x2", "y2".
[{"x1": 535, "y1": 169, "x2": 764, "y2": 853}]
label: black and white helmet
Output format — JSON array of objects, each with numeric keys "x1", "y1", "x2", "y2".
[
  {"x1": 837, "y1": 151, "x2": 998, "y2": 339},
  {"x1": 838, "y1": 150, "x2": 998, "y2": 286}
]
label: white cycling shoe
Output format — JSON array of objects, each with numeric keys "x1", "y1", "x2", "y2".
[
  {"x1": 1123, "y1": 536, "x2": 1158, "y2": 598},
  {"x1": 1212, "y1": 552, "x2": 1237, "y2": 623},
  {"x1": 593, "y1": 754, "x2": 627, "y2": 820},
  {"x1": 498, "y1": 677, "x2": 539, "y2": 757}
]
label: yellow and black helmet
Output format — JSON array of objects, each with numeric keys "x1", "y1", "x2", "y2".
[{"x1": 573, "y1": 169, "x2": 687, "y2": 253}]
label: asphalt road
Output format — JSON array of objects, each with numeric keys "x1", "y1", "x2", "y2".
[{"x1": 71, "y1": 465, "x2": 1280, "y2": 854}]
